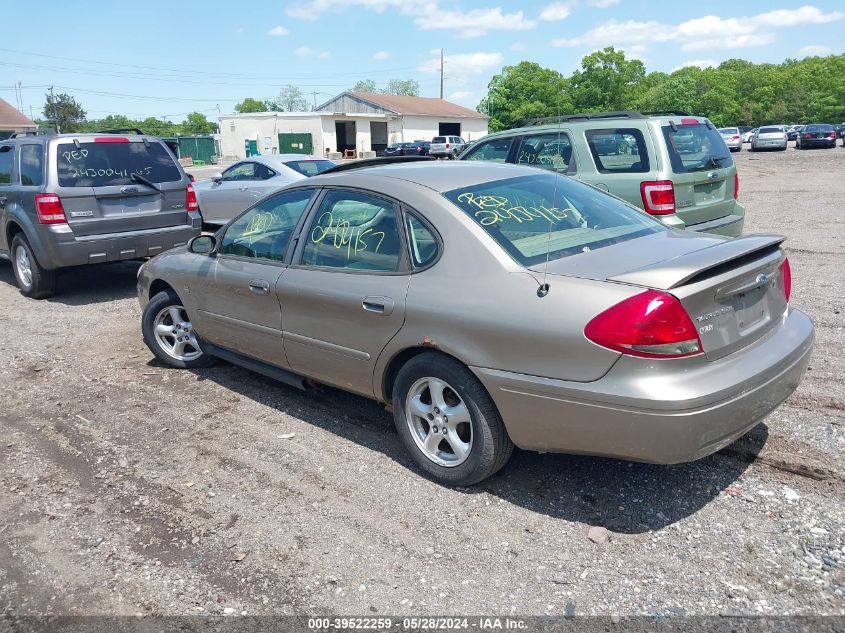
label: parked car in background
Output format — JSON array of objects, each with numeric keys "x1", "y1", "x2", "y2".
[
  {"x1": 0, "y1": 131, "x2": 200, "y2": 298},
  {"x1": 192, "y1": 155, "x2": 334, "y2": 225},
  {"x1": 718, "y1": 127, "x2": 743, "y2": 152},
  {"x1": 410, "y1": 141, "x2": 430, "y2": 156},
  {"x1": 751, "y1": 126, "x2": 788, "y2": 151},
  {"x1": 459, "y1": 111, "x2": 744, "y2": 237},
  {"x1": 137, "y1": 161, "x2": 812, "y2": 486},
  {"x1": 737, "y1": 125, "x2": 751, "y2": 138},
  {"x1": 785, "y1": 125, "x2": 800, "y2": 141},
  {"x1": 742, "y1": 128, "x2": 758, "y2": 143},
  {"x1": 384, "y1": 143, "x2": 409, "y2": 157},
  {"x1": 796, "y1": 124, "x2": 837, "y2": 149},
  {"x1": 429, "y1": 136, "x2": 468, "y2": 159}
]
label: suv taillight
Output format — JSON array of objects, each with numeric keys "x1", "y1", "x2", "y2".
[
  {"x1": 734, "y1": 172, "x2": 739, "y2": 199},
  {"x1": 585, "y1": 290, "x2": 702, "y2": 358},
  {"x1": 34, "y1": 193, "x2": 67, "y2": 224},
  {"x1": 640, "y1": 181, "x2": 675, "y2": 215},
  {"x1": 186, "y1": 185, "x2": 199, "y2": 213},
  {"x1": 780, "y1": 258, "x2": 792, "y2": 303}
]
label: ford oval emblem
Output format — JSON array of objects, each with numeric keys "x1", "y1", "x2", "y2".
[{"x1": 756, "y1": 273, "x2": 769, "y2": 285}]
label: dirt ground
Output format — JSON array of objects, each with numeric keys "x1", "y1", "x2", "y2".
[{"x1": 1, "y1": 143, "x2": 843, "y2": 618}]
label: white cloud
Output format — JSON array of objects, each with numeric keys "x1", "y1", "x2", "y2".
[
  {"x1": 588, "y1": 0, "x2": 620, "y2": 7},
  {"x1": 294, "y1": 45, "x2": 331, "y2": 58},
  {"x1": 799, "y1": 44, "x2": 832, "y2": 56},
  {"x1": 418, "y1": 51, "x2": 503, "y2": 87},
  {"x1": 551, "y1": 6, "x2": 844, "y2": 53},
  {"x1": 539, "y1": 3, "x2": 571, "y2": 21},
  {"x1": 372, "y1": 50, "x2": 391, "y2": 60},
  {"x1": 415, "y1": 7, "x2": 536, "y2": 37},
  {"x1": 510, "y1": 42, "x2": 527, "y2": 52},
  {"x1": 268, "y1": 25, "x2": 289, "y2": 36},
  {"x1": 673, "y1": 59, "x2": 719, "y2": 71},
  {"x1": 286, "y1": 0, "x2": 431, "y2": 20},
  {"x1": 449, "y1": 90, "x2": 474, "y2": 102},
  {"x1": 755, "y1": 5, "x2": 845, "y2": 27}
]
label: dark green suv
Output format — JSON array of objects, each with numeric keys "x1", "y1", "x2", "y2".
[{"x1": 459, "y1": 111, "x2": 744, "y2": 237}]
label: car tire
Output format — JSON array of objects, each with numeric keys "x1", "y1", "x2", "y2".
[
  {"x1": 392, "y1": 352, "x2": 513, "y2": 486},
  {"x1": 142, "y1": 290, "x2": 216, "y2": 369},
  {"x1": 11, "y1": 234, "x2": 56, "y2": 299}
]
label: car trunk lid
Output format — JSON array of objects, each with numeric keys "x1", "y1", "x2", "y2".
[
  {"x1": 536, "y1": 232, "x2": 789, "y2": 360},
  {"x1": 54, "y1": 138, "x2": 189, "y2": 237}
]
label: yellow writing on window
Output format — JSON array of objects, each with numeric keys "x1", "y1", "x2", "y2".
[
  {"x1": 456, "y1": 192, "x2": 570, "y2": 226},
  {"x1": 310, "y1": 211, "x2": 385, "y2": 259}
]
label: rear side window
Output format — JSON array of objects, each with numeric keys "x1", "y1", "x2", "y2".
[
  {"x1": 661, "y1": 124, "x2": 733, "y2": 174},
  {"x1": 285, "y1": 160, "x2": 334, "y2": 177},
  {"x1": 516, "y1": 133, "x2": 575, "y2": 174},
  {"x1": 405, "y1": 214, "x2": 439, "y2": 268},
  {"x1": 0, "y1": 146, "x2": 12, "y2": 185},
  {"x1": 19, "y1": 145, "x2": 44, "y2": 186},
  {"x1": 585, "y1": 128, "x2": 649, "y2": 174},
  {"x1": 462, "y1": 137, "x2": 513, "y2": 163},
  {"x1": 56, "y1": 141, "x2": 181, "y2": 187}
]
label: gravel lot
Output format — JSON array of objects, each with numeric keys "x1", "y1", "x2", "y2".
[{"x1": 1, "y1": 143, "x2": 843, "y2": 619}]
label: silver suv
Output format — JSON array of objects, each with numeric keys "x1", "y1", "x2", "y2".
[
  {"x1": 459, "y1": 111, "x2": 745, "y2": 237},
  {"x1": 429, "y1": 136, "x2": 467, "y2": 159},
  {"x1": 0, "y1": 131, "x2": 201, "y2": 298}
]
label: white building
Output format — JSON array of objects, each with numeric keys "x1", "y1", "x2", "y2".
[{"x1": 218, "y1": 91, "x2": 489, "y2": 159}]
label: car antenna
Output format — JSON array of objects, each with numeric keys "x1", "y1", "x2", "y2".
[{"x1": 537, "y1": 97, "x2": 563, "y2": 298}]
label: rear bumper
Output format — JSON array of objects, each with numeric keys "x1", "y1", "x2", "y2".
[
  {"x1": 472, "y1": 308, "x2": 814, "y2": 464},
  {"x1": 684, "y1": 206, "x2": 745, "y2": 237},
  {"x1": 38, "y1": 223, "x2": 200, "y2": 270},
  {"x1": 801, "y1": 139, "x2": 836, "y2": 147}
]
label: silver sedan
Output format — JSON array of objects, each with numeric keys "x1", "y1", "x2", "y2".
[
  {"x1": 193, "y1": 154, "x2": 334, "y2": 225},
  {"x1": 137, "y1": 162, "x2": 814, "y2": 486},
  {"x1": 718, "y1": 127, "x2": 743, "y2": 152},
  {"x1": 751, "y1": 126, "x2": 788, "y2": 151}
]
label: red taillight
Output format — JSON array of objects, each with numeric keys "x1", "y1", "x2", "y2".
[
  {"x1": 734, "y1": 172, "x2": 739, "y2": 199},
  {"x1": 804, "y1": 133, "x2": 812, "y2": 139},
  {"x1": 828, "y1": 132, "x2": 836, "y2": 139},
  {"x1": 445, "y1": 143, "x2": 450, "y2": 149},
  {"x1": 94, "y1": 136, "x2": 130, "y2": 143},
  {"x1": 640, "y1": 180, "x2": 675, "y2": 215},
  {"x1": 780, "y1": 258, "x2": 792, "y2": 303},
  {"x1": 585, "y1": 290, "x2": 702, "y2": 358},
  {"x1": 186, "y1": 185, "x2": 199, "y2": 212},
  {"x1": 732, "y1": 135, "x2": 740, "y2": 140},
  {"x1": 34, "y1": 193, "x2": 67, "y2": 224}
]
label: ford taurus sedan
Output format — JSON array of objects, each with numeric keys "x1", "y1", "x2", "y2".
[{"x1": 137, "y1": 162, "x2": 814, "y2": 486}]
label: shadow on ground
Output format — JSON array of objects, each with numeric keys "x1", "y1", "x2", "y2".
[
  {"x1": 169, "y1": 357, "x2": 767, "y2": 535},
  {"x1": 0, "y1": 260, "x2": 140, "y2": 305}
]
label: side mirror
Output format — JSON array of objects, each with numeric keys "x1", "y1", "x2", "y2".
[
  {"x1": 211, "y1": 173, "x2": 223, "y2": 183},
  {"x1": 188, "y1": 235, "x2": 217, "y2": 255}
]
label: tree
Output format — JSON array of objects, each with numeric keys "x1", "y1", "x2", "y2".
[
  {"x1": 182, "y1": 112, "x2": 217, "y2": 135},
  {"x1": 235, "y1": 97, "x2": 272, "y2": 113},
  {"x1": 43, "y1": 91, "x2": 86, "y2": 133},
  {"x1": 383, "y1": 79, "x2": 420, "y2": 96},
  {"x1": 351, "y1": 80, "x2": 378, "y2": 93},
  {"x1": 273, "y1": 85, "x2": 309, "y2": 112},
  {"x1": 477, "y1": 61, "x2": 570, "y2": 132},
  {"x1": 569, "y1": 47, "x2": 646, "y2": 112}
]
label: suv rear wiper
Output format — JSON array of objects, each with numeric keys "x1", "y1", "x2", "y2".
[{"x1": 130, "y1": 172, "x2": 164, "y2": 195}]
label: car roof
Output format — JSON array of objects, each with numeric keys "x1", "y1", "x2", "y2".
[
  {"x1": 246, "y1": 154, "x2": 324, "y2": 165},
  {"x1": 479, "y1": 112, "x2": 709, "y2": 140},
  {"x1": 306, "y1": 161, "x2": 541, "y2": 193}
]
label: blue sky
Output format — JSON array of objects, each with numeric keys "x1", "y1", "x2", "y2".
[{"x1": 1, "y1": 1, "x2": 843, "y2": 122}]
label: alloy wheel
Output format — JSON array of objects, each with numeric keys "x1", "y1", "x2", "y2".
[
  {"x1": 152, "y1": 305, "x2": 203, "y2": 362},
  {"x1": 405, "y1": 377, "x2": 473, "y2": 467},
  {"x1": 15, "y1": 245, "x2": 33, "y2": 288}
]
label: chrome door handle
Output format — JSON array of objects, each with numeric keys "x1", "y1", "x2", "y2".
[
  {"x1": 248, "y1": 279, "x2": 270, "y2": 295},
  {"x1": 239, "y1": 185, "x2": 249, "y2": 191},
  {"x1": 362, "y1": 296, "x2": 394, "y2": 315}
]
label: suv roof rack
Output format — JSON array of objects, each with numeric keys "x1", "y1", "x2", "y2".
[
  {"x1": 96, "y1": 128, "x2": 146, "y2": 135},
  {"x1": 320, "y1": 155, "x2": 435, "y2": 175},
  {"x1": 641, "y1": 111, "x2": 692, "y2": 117},
  {"x1": 9, "y1": 129, "x2": 56, "y2": 138},
  {"x1": 527, "y1": 111, "x2": 646, "y2": 126}
]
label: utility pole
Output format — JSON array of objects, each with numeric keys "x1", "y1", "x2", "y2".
[
  {"x1": 310, "y1": 91, "x2": 319, "y2": 110},
  {"x1": 439, "y1": 49, "x2": 444, "y2": 99},
  {"x1": 49, "y1": 86, "x2": 59, "y2": 133}
]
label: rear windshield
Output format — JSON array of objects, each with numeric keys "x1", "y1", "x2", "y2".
[
  {"x1": 758, "y1": 127, "x2": 783, "y2": 134},
  {"x1": 432, "y1": 137, "x2": 446, "y2": 143},
  {"x1": 585, "y1": 128, "x2": 649, "y2": 174},
  {"x1": 57, "y1": 141, "x2": 181, "y2": 188},
  {"x1": 284, "y1": 160, "x2": 334, "y2": 177},
  {"x1": 443, "y1": 173, "x2": 660, "y2": 266},
  {"x1": 805, "y1": 124, "x2": 833, "y2": 132},
  {"x1": 661, "y1": 124, "x2": 733, "y2": 174},
  {"x1": 718, "y1": 128, "x2": 738, "y2": 134}
]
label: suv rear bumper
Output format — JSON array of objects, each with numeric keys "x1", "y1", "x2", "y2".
[
  {"x1": 36, "y1": 223, "x2": 200, "y2": 269},
  {"x1": 684, "y1": 206, "x2": 745, "y2": 237},
  {"x1": 472, "y1": 308, "x2": 813, "y2": 464}
]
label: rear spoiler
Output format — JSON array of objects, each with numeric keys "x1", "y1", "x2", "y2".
[{"x1": 609, "y1": 234, "x2": 786, "y2": 290}]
